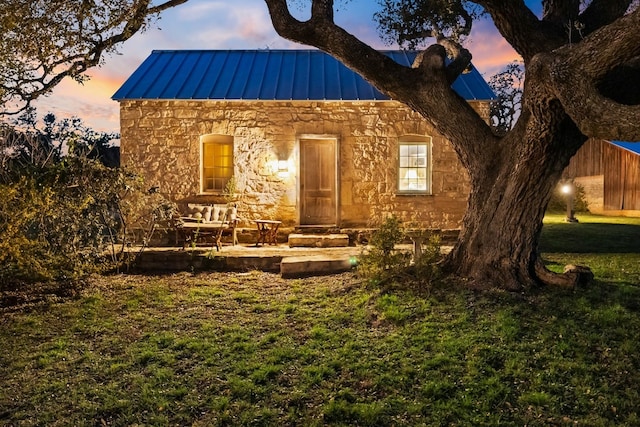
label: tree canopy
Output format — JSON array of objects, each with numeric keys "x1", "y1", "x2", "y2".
[{"x1": 0, "y1": 0, "x2": 187, "y2": 115}]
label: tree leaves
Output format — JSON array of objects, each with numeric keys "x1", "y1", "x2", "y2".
[
  {"x1": 375, "y1": 0, "x2": 483, "y2": 48},
  {"x1": 0, "y1": 0, "x2": 188, "y2": 115}
]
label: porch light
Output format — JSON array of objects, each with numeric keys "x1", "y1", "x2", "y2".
[{"x1": 278, "y1": 160, "x2": 288, "y2": 173}]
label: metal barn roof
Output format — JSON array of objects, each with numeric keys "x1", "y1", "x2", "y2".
[
  {"x1": 610, "y1": 141, "x2": 640, "y2": 156},
  {"x1": 112, "y1": 49, "x2": 495, "y2": 102}
]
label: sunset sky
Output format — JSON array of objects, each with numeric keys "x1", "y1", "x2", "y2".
[{"x1": 33, "y1": 0, "x2": 539, "y2": 133}]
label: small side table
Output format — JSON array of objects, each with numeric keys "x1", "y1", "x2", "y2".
[{"x1": 255, "y1": 219, "x2": 282, "y2": 246}]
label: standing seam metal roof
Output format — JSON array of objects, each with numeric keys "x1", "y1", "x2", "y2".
[
  {"x1": 112, "y1": 49, "x2": 496, "y2": 101},
  {"x1": 610, "y1": 141, "x2": 640, "y2": 155}
]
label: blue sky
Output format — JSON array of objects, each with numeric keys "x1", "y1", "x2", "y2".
[{"x1": 34, "y1": 0, "x2": 537, "y2": 132}]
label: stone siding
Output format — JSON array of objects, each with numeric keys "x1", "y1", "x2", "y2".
[
  {"x1": 120, "y1": 100, "x2": 488, "y2": 229},
  {"x1": 574, "y1": 175, "x2": 604, "y2": 214}
]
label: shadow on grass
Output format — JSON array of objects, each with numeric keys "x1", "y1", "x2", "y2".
[{"x1": 540, "y1": 222, "x2": 640, "y2": 253}]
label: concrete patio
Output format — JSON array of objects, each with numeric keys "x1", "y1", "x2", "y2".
[
  {"x1": 133, "y1": 227, "x2": 457, "y2": 277},
  {"x1": 133, "y1": 243, "x2": 370, "y2": 277}
]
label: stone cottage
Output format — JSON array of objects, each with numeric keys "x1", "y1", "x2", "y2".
[{"x1": 112, "y1": 49, "x2": 495, "y2": 231}]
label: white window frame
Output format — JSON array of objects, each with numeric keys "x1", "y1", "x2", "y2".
[{"x1": 398, "y1": 136, "x2": 432, "y2": 194}]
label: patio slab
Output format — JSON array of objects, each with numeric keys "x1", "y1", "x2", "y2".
[
  {"x1": 132, "y1": 241, "x2": 450, "y2": 277},
  {"x1": 133, "y1": 244, "x2": 367, "y2": 276},
  {"x1": 281, "y1": 255, "x2": 356, "y2": 278},
  {"x1": 288, "y1": 233, "x2": 350, "y2": 248}
]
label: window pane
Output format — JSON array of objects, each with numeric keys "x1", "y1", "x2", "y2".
[
  {"x1": 398, "y1": 142, "x2": 430, "y2": 193},
  {"x1": 202, "y1": 139, "x2": 234, "y2": 192}
]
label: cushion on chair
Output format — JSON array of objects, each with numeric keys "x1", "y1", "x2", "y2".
[
  {"x1": 203, "y1": 206, "x2": 212, "y2": 222},
  {"x1": 184, "y1": 203, "x2": 236, "y2": 225},
  {"x1": 212, "y1": 205, "x2": 222, "y2": 222}
]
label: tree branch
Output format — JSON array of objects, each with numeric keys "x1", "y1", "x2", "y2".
[
  {"x1": 311, "y1": 0, "x2": 334, "y2": 22},
  {"x1": 0, "y1": 0, "x2": 190, "y2": 116},
  {"x1": 436, "y1": 37, "x2": 472, "y2": 84},
  {"x1": 264, "y1": 0, "x2": 497, "y2": 171},
  {"x1": 549, "y1": 8, "x2": 640, "y2": 141},
  {"x1": 148, "y1": 0, "x2": 190, "y2": 14},
  {"x1": 265, "y1": 0, "x2": 415, "y2": 95},
  {"x1": 541, "y1": 0, "x2": 580, "y2": 24},
  {"x1": 579, "y1": 0, "x2": 633, "y2": 34},
  {"x1": 475, "y1": 0, "x2": 564, "y2": 60}
]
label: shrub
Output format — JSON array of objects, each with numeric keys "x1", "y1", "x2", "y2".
[
  {"x1": 0, "y1": 177, "x2": 59, "y2": 282},
  {"x1": 411, "y1": 232, "x2": 442, "y2": 285},
  {"x1": 1, "y1": 119, "x2": 175, "y2": 285},
  {"x1": 357, "y1": 216, "x2": 442, "y2": 287},
  {"x1": 358, "y1": 216, "x2": 411, "y2": 284},
  {"x1": 0, "y1": 158, "x2": 174, "y2": 285}
]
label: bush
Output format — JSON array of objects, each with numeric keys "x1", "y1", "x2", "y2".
[
  {"x1": 357, "y1": 216, "x2": 442, "y2": 287},
  {"x1": 1, "y1": 119, "x2": 175, "y2": 285},
  {"x1": 411, "y1": 232, "x2": 442, "y2": 285},
  {"x1": 0, "y1": 158, "x2": 174, "y2": 285},
  {"x1": 0, "y1": 177, "x2": 59, "y2": 282}
]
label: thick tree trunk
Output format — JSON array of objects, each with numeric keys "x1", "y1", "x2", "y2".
[
  {"x1": 445, "y1": 162, "x2": 555, "y2": 290},
  {"x1": 443, "y1": 108, "x2": 588, "y2": 290}
]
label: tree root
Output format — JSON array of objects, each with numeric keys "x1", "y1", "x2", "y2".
[{"x1": 535, "y1": 258, "x2": 594, "y2": 288}]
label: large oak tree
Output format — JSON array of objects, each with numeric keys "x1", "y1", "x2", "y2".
[{"x1": 264, "y1": 0, "x2": 640, "y2": 290}]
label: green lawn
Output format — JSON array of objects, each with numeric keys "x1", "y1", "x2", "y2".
[
  {"x1": 541, "y1": 213, "x2": 640, "y2": 287},
  {"x1": 1, "y1": 214, "x2": 639, "y2": 426}
]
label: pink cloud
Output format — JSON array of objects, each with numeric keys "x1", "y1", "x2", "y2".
[
  {"x1": 467, "y1": 20, "x2": 522, "y2": 77},
  {"x1": 34, "y1": 71, "x2": 121, "y2": 132}
]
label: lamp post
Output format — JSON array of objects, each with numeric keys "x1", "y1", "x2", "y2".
[{"x1": 561, "y1": 183, "x2": 579, "y2": 223}]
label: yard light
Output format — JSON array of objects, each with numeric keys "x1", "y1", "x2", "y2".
[{"x1": 561, "y1": 182, "x2": 579, "y2": 223}]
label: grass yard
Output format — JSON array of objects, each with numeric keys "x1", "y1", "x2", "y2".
[{"x1": 1, "y1": 214, "x2": 640, "y2": 426}]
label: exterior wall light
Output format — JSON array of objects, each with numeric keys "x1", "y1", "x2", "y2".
[{"x1": 278, "y1": 160, "x2": 288, "y2": 173}]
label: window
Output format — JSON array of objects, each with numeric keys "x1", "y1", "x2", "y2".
[
  {"x1": 398, "y1": 136, "x2": 432, "y2": 194},
  {"x1": 201, "y1": 134, "x2": 233, "y2": 193}
]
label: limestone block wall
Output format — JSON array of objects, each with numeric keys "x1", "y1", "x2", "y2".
[
  {"x1": 119, "y1": 100, "x2": 487, "y2": 229},
  {"x1": 574, "y1": 175, "x2": 604, "y2": 214}
]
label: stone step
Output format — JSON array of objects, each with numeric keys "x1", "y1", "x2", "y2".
[
  {"x1": 280, "y1": 255, "x2": 356, "y2": 278},
  {"x1": 288, "y1": 233, "x2": 349, "y2": 248}
]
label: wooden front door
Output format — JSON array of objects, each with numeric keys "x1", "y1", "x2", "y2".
[{"x1": 300, "y1": 138, "x2": 337, "y2": 225}]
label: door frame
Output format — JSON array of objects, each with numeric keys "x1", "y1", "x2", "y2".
[{"x1": 296, "y1": 134, "x2": 340, "y2": 227}]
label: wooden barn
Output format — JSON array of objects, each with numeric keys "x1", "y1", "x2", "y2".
[{"x1": 564, "y1": 139, "x2": 640, "y2": 215}]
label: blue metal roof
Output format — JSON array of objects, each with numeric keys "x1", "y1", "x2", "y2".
[
  {"x1": 112, "y1": 49, "x2": 495, "y2": 101},
  {"x1": 610, "y1": 140, "x2": 640, "y2": 156}
]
